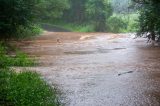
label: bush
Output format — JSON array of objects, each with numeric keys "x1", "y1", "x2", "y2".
[
  {"x1": 0, "y1": 69, "x2": 60, "y2": 106},
  {"x1": 107, "y1": 14, "x2": 139, "y2": 33},
  {"x1": 107, "y1": 16, "x2": 127, "y2": 33},
  {"x1": 15, "y1": 25, "x2": 43, "y2": 39}
]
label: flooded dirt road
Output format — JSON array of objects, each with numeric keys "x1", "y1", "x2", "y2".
[{"x1": 20, "y1": 32, "x2": 160, "y2": 106}]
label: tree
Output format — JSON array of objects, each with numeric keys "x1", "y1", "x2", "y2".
[
  {"x1": 63, "y1": 0, "x2": 87, "y2": 23},
  {"x1": 85, "y1": 0, "x2": 112, "y2": 31},
  {"x1": 133, "y1": 0, "x2": 160, "y2": 41},
  {"x1": 0, "y1": 0, "x2": 69, "y2": 39},
  {"x1": 111, "y1": 0, "x2": 132, "y2": 14},
  {"x1": 36, "y1": 0, "x2": 69, "y2": 21},
  {"x1": 62, "y1": 0, "x2": 113, "y2": 32},
  {"x1": 0, "y1": 0, "x2": 40, "y2": 38}
]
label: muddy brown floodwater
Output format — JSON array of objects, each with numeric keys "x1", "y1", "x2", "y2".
[{"x1": 18, "y1": 31, "x2": 160, "y2": 106}]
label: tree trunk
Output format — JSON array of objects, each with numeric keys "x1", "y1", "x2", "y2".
[{"x1": 151, "y1": 31, "x2": 156, "y2": 46}]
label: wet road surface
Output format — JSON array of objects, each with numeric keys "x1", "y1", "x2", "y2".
[{"x1": 19, "y1": 32, "x2": 160, "y2": 106}]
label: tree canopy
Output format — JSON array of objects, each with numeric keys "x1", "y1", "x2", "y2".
[
  {"x1": 62, "y1": 0, "x2": 112, "y2": 31},
  {"x1": 0, "y1": 0, "x2": 69, "y2": 39},
  {"x1": 133, "y1": 0, "x2": 160, "y2": 40},
  {"x1": 0, "y1": 0, "x2": 38, "y2": 38},
  {"x1": 1, "y1": 0, "x2": 155, "y2": 38}
]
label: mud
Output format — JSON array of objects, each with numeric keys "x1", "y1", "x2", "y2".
[{"x1": 19, "y1": 32, "x2": 160, "y2": 106}]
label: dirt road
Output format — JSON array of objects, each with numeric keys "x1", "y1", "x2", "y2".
[{"x1": 19, "y1": 31, "x2": 160, "y2": 106}]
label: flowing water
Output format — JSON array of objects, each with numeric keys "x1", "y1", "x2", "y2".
[{"x1": 19, "y1": 32, "x2": 160, "y2": 106}]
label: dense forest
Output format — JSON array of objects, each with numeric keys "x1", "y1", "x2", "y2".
[
  {"x1": 0, "y1": 0, "x2": 139, "y2": 39},
  {"x1": 0, "y1": 0, "x2": 159, "y2": 37},
  {"x1": 0, "y1": 0, "x2": 160, "y2": 41}
]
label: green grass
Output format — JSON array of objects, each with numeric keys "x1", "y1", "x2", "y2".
[
  {"x1": 43, "y1": 22, "x2": 95, "y2": 32},
  {"x1": 0, "y1": 43, "x2": 61, "y2": 106},
  {"x1": 0, "y1": 69, "x2": 61, "y2": 106},
  {"x1": 0, "y1": 43, "x2": 36, "y2": 68},
  {"x1": 57, "y1": 23, "x2": 95, "y2": 32}
]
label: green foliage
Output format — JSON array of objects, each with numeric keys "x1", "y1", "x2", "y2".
[
  {"x1": 107, "y1": 16, "x2": 127, "y2": 33},
  {"x1": 63, "y1": 0, "x2": 87, "y2": 23},
  {"x1": 85, "y1": 0, "x2": 112, "y2": 31},
  {"x1": 86, "y1": 0, "x2": 112, "y2": 19},
  {"x1": 106, "y1": 13, "x2": 139, "y2": 33},
  {"x1": 0, "y1": 68, "x2": 13, "y2": 105},
  {"x1": 0, "y1": 0, "x2": 40, "y2": 38},
  {"x1": 62, "y1": 0, "x2": 112, "y2": 32},
  {"x1": 51, "y1": 13, "x2": 139, "y2": 33},
  {"x1": 0, "y1": 52, "x2": 36, "y2": 68},
  {"x1": 133, "y1": 0, "x2": 160, "y2": 38},
  {"x1": 111, "y1": 0, "x2": 135, "y2": 14},
  {"x1": 11, "y1": 51, "x2": 36, "y2": 67},
  {"x1": 37, "y1": 0, "x2": 70, "y2": 21},
  {"x1": 0, "y1": 69, "x2": 60, "y2": 106},
  {"x1": 0, "y1": 0, "x2": 68, "y2": 39},
  {"x1": 77, "y1": 25, "x2": 95, "y2": 32},
  {"x1": 127, "y1": 16, "x2": 139, "y2": 32},
  {"x1": 53, "y1": 22, "x2": 95, "y2": 32},
  {"x1": 0, "y1": 43, "x2": 36, "y2": 68},
  {"x1": 0, "y1": 43, "x2": 60, "y2": 106},
  {"x1": 16, "y1": 24, "x2": 43, "y2": 39}
]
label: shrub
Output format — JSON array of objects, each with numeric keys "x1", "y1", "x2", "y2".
[
  {"x1": 107, "y1": 14, "x2": 139, "y2": 33},
  {"x1": 107, "y1": 16, "x2": 127, "y2": 33},
  {"x1": 127, "y1": 18, "x2": 139, "y2": 32},
  {"x1": 15, "y1": 25, "x2": 43, "y2": 39}
]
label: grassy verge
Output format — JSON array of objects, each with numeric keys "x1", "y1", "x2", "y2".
[
  {"x1": 55, "y1": 23, "x2": 95, "y2": 32},
  {"x1": 42, "y1": 22, "x2": 95, "y2": 32},
  {"x1": 0, "y1": 43, "x2": 61, "y2": 106},
  {"x1": 0, "y1": 43, "x2": 36, "y2": 68}
]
